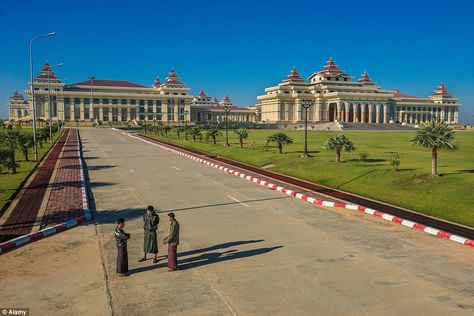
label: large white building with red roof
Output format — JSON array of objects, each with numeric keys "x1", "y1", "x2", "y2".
[
  {"x1": 256, "y1": 58, "x2": 461, "y2": 124},
  {"x1": 7, "y1": 64, "x2": 194, "y2": 124}
]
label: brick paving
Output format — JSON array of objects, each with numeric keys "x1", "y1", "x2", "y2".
[
  {"x1": 0, "y1": 129, "x2": 70, "y2": 241},
  {"x1": 40, "y1": 129, "x2": 86, "y2": 229}
]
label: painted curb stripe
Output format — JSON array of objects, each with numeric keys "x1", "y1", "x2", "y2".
[
  {"x1": 0, "y1": 130, "x2": 92, "y2": 255},
  {"x1": 125, "y1": 132, "x2": 474, "y2": 249}
]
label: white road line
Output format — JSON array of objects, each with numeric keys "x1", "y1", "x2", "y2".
[
  {"x1": 172, "y1": 166, "x2": 181, "y2": 171},
  {"x1": 227, "y1": 195, "x2": 250, "y2": 208}
]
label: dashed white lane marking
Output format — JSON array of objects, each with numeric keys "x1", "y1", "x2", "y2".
[
  {"x1": 172, "y1": 166, "x2": 181, "y2": 171},
  {"x1": 129, "y1": 168, "x2": 135, "y2": 173},
  {"x1": 227, "y1": 195, "x2": 250, "y2": 208}
]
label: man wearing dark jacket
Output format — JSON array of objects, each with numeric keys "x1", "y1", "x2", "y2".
[
  {"x1": 115, "y1": 218, "x2": 131, "y2": 276},
  {"x1": 163, "y1": 212, "x2": 180, "y2": 271}
]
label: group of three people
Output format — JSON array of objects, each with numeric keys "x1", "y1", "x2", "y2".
[{"x1": 114, "y1": 206, "x2": 180, "y2": 276}]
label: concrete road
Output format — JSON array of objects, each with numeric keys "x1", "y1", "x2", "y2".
[{"x1": 1, "y1": 128, "x2": 473, "y2": 316}]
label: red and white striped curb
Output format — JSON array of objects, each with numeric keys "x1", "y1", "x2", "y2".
[
  {"x1": 126, "y1": 132, "x2": 474, "y2": 249},
  {"x1": 0, "y1": 130, "x2": 92, "y2": 254}
]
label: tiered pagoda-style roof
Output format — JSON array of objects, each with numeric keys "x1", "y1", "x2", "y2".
[
  {"x1": 165, "y1": 69, "x2": 183, "y2": 86},
  {"x1": 10, "y1": 90, "x2": 27, "y2": 102},
  {"x1": 318, "y1": 58, "x2": 351, "y2": 78},
  {"x1": 198, "y1": 89, "x2": 207, "y2": 97},
  {"x1": 35, "y1": 62, "x2": 60, "y2": 80},
  {"x1": 283, "y1": 67, "x2": 304, "y2": 83},
  {"x1": 358, "y1": 71, "x2": 375, "y2": 85},
  {"x1": 214, "y1": 97, "x2": 219, "y2": 106},
  {"x1": 152, "y1": 77, "x2": 161, "y2": 88},
  {"x1": 309, "y1": 57, "x2": 352, "y2": 80},
  {"x1": 433, "y1": 83, "x2": 452, "y2": 97}
]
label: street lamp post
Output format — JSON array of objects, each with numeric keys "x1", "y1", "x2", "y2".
[
  {"x1": 89, "y1": 76, "x2": 95, "y2": 123},
  {"x1": 301, "y1": 100, "x2": 313, "y2": 157},
  {"x1": 29, "y1": 32, "x2": 56, "y2": 161},
  {"x1": 47, "y1": 62, "x2": 63, "y2": 141},
  {"x1": 224, "y1": 106, "x2": 231, "y2": 146}
]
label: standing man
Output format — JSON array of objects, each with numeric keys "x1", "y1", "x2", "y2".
[
  {"x1": 115, "y1": 218, "x2": 131, "y2": 276},
  {"x1": 163, "y1": 212, "x2": 180, "y2": 271},
  {"x1": 139, "y1": 205, "x2": 159, "y2": 263}
]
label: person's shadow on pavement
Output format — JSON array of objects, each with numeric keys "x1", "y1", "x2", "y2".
[{"x1": 128, "y1": 240, "x2": 282, "y2": 274}]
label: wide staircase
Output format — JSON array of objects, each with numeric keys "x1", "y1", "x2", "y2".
[{"x1": 341, "y1": 123, "x2": 417, "y2": 130}]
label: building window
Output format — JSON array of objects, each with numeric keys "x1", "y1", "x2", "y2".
[
  {"x1": 103, "y1": 99, "x2": 109, "y2": 104},
  {"x1": 156, "y1": 100, "x2": 162, "y2": 114},
  {"x1": 112, "y1": 99, "x2": 118, "y2": 105},
  {"x1": 121, "y1": 99, "x2": 127, "y2": 105},
  {"x1": 130, "y1": 99, "x2": 136, "y2": 105}
]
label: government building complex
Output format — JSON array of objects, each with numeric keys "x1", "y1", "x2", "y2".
[{"x1": 7, "y1": 59, "x2": 461, "y2": 125}]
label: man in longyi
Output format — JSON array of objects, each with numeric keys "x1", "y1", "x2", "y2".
[{"x1": 138, "y1": 205, "x2": 159, "y2": 263}]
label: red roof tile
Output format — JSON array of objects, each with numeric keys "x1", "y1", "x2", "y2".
[
  {"x1": 393, "y1": 90, "x2": 417, "y2": 98},
  {"x1": 71, "y1": 79, "x2": 146, "y2": 88}
]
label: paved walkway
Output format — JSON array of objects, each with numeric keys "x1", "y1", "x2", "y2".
[
  {"x1": 41, "y1": 130, "x2": 85, "y2": 229},
  {"x1": 0, "y1": 130, "x2": 70, "y2": 240},
  {"x1": 0, "y1": 128, "x2": 87, "y2": 241}
]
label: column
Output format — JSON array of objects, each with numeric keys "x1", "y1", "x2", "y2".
[
  {"x1": 57, "y1": 98, "x2": 65, "y2": 121},
  {"x1": 337, "y1": 101, "x2": 343, "y2": 122},
  {"x1": 70, "y1": 99, "x2": 75, "y2": 121},
  {"x1": 454, "y1": 108, "x2": 459, "y2": 123},
  {"x1": 447, "y1": 107, "x2": 452, "y2": 123},
  {"x1": 174, "y1": 100, "x2": 179, "y2": 122},
  {"x1": 383, "y1": 104, "x2": 389, "y2": 123},
  {"x1": 353, "y1": 103, "x2": 359, "y2": 123},
  {"x1": 344, "y1": 102, "x2": 350, "y2": 123},
  {"x1": 117, "y1": 106, "x2": 122, "y2": 122},
  {"x1": 368, "y1": 103, "x2": 374, "y2": 123},
  {"x1": 375, "y1": 104, "x2": 381, "y2": 123},
  {"x1": 360, "y1": 103, "x2": 366, "y2": 123},
  {"x1": 79, "y1": 99, "x2": 85, "y2": 121},
  {"x1": 99, "y1": 107, "x2": 104, "y2": 121},
  {"x1": 295, "y1": 101, "x2": 302, "y2": 122},
  {"x1": 315, "y1": 100, "x2": 322, "y2": 122},
  {"x1": 89, "y1": 98, "x2": 93, "y2": 120}
]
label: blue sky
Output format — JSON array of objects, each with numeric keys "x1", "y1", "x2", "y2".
[{"x1": 1, "y1": 0, "x2": 473, "y2": 122}]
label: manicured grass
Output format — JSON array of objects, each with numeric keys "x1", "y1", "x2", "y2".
[
  {"x1": 0, "y1": 133, "x2": 61, "y2": 215},
  {"x1": 141, "y1": 129, "x2": 474, "y2": 228}
]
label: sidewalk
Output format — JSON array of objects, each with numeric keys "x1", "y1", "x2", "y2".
[{"x1": 0, "y1": 128, "x2": 90, "y2": 250}]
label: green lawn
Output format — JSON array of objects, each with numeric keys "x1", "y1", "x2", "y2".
[
  {"x1": 0, "y1": 132, "x2": 61, "y2": 215},
  {"x1": 141, "y1": 129, "x2": 474, "y2": 228}
]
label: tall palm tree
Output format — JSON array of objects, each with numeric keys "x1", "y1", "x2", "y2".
[
  {"x1": 410, "y1": 120, "x2": 459, "y2": 176},
  {"x1": 206, "y1": 128, "x2": 222, "y2": 144},
  {"x1": 324, "y1": 135, "x2": 356, "y2": 162},
  {"x1": 267, "y1": 133, "x2": 293, "y2": 154},
  {"x1": 234, "y1": 128, "x2": 249, "y2": 148}
]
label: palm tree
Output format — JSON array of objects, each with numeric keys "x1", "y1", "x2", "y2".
[
  {"x1": 189, "y1": 126, "x2": 202, "y2": 142},
  {"x1": 0, "y1": 127, "x2": 20, "y2": 173},
  {"x1": 267, "y1": 132, "x2": 293, "y2": 154},
  {"x1": 162, "y1": 125, "x2": 172, "y2": 138},
  {"x1": 234, "y1": 128, "x2": 249, "y2": 148},
  {"x1": 174, "y1": 126, "x2": 185, "y2": 139},
  {"x1": 324, "y1": 135, "x2": 356, "y2": 162},
  {"x1": 410, "y1": 120, "x2": 459, "y2": 176},
  {"x1": 18, "y1": 132, "x2": 34, "y2": 161},
  {"x1": 206, "y1": 128, "x2": 222, "y2": 144}
]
